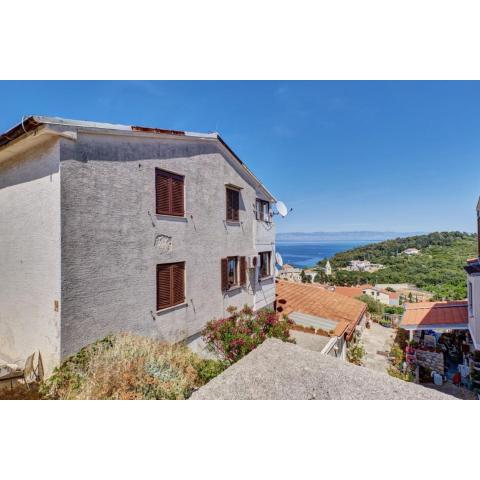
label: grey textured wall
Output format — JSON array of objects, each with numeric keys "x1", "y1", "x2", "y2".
[
  {"x1": 59, "y1": 132, "x2": 276, "y2": 359},
  {"x1": 0, "y1": 138, "x2": 61, "y2": 373}
]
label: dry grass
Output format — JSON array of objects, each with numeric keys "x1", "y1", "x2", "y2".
[
  {"x1": 40, "y1": 333, "x2": 225, "y2": 400},
  {"x1": 0, "y1": 382, "x2": 42, "y2": 400}
]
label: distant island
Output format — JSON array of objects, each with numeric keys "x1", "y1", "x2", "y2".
[
  {"x1": 313, "y1": 231, "x2": 476, "y2": 300},
  {"x1": 277, "y1": 231, "x2": 427, "y2": 242}
]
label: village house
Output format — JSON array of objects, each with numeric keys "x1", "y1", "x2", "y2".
[
  {"x1": 275, "y1": 280, "x2": 367, "y2": 359},
  {"x1": 464, "y1": 197, "x2": 480, "y2": 352},
  {"x1": 362, "y1": 286, "x2": 400, "y2": 306},
  {"x1": 278, "y1": 263, "x2": 302, "y2": 282},
  {"x1": 0, "y1": 116, "x2": 277, "y2": 374},
  {"x1": 303, "y1": 269, "x2": 317, "y2": 282},
  {"x1": 344, "y1": 259, "x2": 384, "y2": 272},
  {"x1": 402, "y1": 247, "x2": 420, "y2": 256}
]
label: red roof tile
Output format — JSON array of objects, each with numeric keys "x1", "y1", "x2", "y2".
[
  {"x1": 401, "y1": 301, "x2": 468, "y2": 328},
  {"x1": 276, "y1": 280, "x2": 366, "y2": 339}
]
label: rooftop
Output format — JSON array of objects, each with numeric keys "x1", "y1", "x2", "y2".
[
  {"x1": 321, "y1": 285, "x2": 372, "y2": 298},
  {"x1": 365, "y1": 286, "x2": 400, "y2": 299},
  {"x1": 276, "y1": 280, "x2": 366, "y2": 338},
  {"x1": 191, "y1": 339, "x2": 454, "y2": 400},
  {"x1": 401, "y1": 301, "x2": 468, "y2": 330},
  {"x1": 0, "y1": 115, "x2": 275, "y2": 200}
]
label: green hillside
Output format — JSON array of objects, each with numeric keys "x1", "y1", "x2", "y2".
[{"x1": 315, "y1": 232, "x2": 476, "y2": 300}]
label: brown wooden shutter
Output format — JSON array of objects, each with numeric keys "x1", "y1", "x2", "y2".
[
  {"x1": 232, "y1": 190, "x2": 239, "y2": 221},
  {"x1": 172, "y1": 262, "x2": 185, "y2": 305},
  {"x1": 171, "y1": 175, "x2": 184, "y2": 216},
  {"x1": 156, "y1": 170, "x2": 170, "y2": 215},
  {"x1": 157, "y1": 264, "x2": 172, "y2": 310},
  {"x1": 226, "y1": 189, "x2": 233, "y2": 221},
  {"x1": 221, "y1": 258, "x2": 228, "y2": 291},
  {"x1": 240, "y1": 256, "x2": 247, "y2": 286}
]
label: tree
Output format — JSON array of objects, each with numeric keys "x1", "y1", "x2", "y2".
[
  {"x1": 357, "y1": 294, "x2": 384, "y2": 319},
  {"x1": 301, "y1": 270, "x2": 311, "y2": 283}
]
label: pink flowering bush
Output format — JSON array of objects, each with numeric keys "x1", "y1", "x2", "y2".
[{"x1": 202, "y1": 305, "x2": 294, "y2": 364}]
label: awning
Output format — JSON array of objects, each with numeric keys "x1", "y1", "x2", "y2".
[{"x1": 400, "y1": 301, "x2": 468, "y2": 331}]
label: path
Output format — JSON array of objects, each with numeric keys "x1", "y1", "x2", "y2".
[{"x1": 361, "y1": 322, "x2": 395, "y2": 373}]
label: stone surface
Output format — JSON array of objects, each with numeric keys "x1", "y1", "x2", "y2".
[
  {"x1": 361, "y1": 321, "x2": 395, "y2": 373},
  {"x1": 191, "y1": 339, "x2": 455, "y2": 400}
]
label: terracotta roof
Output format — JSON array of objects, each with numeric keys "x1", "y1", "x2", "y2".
[
  {"x1": 365, "y1": 286, "x2": 400, "y2": 299},
  {"x1": 276, "y1": 280, "x2": 366, "y2": 339},
  {"x1": 281, "y1": 264, "x2": 299, "y2": 271},
  {"x1": 331, "y1": 285, "x2": 370, "y2": 298},
  {"x1": 401, "y1": 301, "x2": 468, "y2": 329}
]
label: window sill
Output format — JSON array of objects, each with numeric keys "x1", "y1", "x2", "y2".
[
  {"x1": 225, "y1": 285, "x2": 243, "y2": 293},
  {"x1": 225, "y1": 220, "x2": 241, "y2": 226},
  {"x1": 156, "y1": 302, "x2": 188, "y2": 315},
  {"x1": 259, "y1": 275, "x2": 274, "y2": 282},
  {"x1": 156, "y1": 214, "x2": 188, "y2": 222}
]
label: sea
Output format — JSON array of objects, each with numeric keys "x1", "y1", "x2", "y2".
[{"x1": 275, "y1": 240, "x2": 374, "y2": 268}]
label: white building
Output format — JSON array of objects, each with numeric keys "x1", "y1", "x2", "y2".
[
  {"x1": 346, "y1": 259, "x2": 384, "y2": 272},
  {"x1": 0, "y1": 116, "x2": 278, "y2": 373},
  {"x1": 402, "y1": 248, "x2": 420, "y2": 256},
  {"x1": 465, "y1": 197, "x2": 480, "y2": 350},
  {"x1": 363, "y1": 287, "x2": 400, "y2": 306},
  {"x1": 278, "y1": 264, "x2": 302, "y2": 282},
  {"x1": 325, "y1": 260, "x2": 332, "y2": 276}
]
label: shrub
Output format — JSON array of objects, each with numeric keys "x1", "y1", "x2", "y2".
[
  {"x1": 387, "y1": 366, "x2": 414, "y2": 382},
  {"x1": 347, "y1": 342, "x2": 365, "y2": 365},
  {"x1": 202, "y1": 305, "x2": 294, "y2": 364},
  {"x1": 389, "y1": 343, "x2": 404, "y2": 368},
  {"x1": 194, "y1": 358, "x2": 228, "y2": 383},
  {"x1": 40, "y1": 333, "x2": 224, "y2": 400}
]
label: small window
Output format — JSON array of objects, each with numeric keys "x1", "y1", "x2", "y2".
[
  {"x1": 221, "y1": 256, "x2": 246, "y2": 291},
  {"x1": 157, "y1": 262, "x2": 185, "y2": 310},
  {"x1": 156, "y1": 168, "x2": 185, "y2": 217},
  {"x1": 226, "y1": 187, "x2": 240, "y2": 222},
  {"x1": 227, "y1": 257, "x2": 238, "y2": 286},
  {"x1": 259, "y1": 251, "x2": 271, "y2": 278},
  {"x1": 256, "y1": 199, "x2": 270, "y2": 222}
]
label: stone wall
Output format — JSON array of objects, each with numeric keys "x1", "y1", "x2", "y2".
[{"x1": 414, "y1": 349, "x2": 444, "y2": 374}]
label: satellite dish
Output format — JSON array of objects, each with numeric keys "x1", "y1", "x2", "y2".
[
  {"x1": 275, "y1": 201, "x2": 288, "y2": 217},
  {"x1": 275, "y1": 252, "x2": 284, "y2": 267}
]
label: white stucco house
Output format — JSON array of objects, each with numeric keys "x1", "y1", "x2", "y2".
[
  {"x1": 402, "y1": 248, "x2": 420, "y2": 256},
  {"x1": 465, "y1": 197, "x2": 480, "y2": 351},
  {"x1": 278, "y1": 264, "x2": 302, "y2": 282},
  {"x1": 0, "y1": 116, "x2": 278, "y2": 374},
  {"x1": 362, "y1": 287, "x2": 400, "y2": 306}
]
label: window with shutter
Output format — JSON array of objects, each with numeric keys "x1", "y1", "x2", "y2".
[
  {"x1": 222, "y1": 256, "x2": 247, "y2": 291},
  {"x1": 259, "y1": 251, "x2": 271, "y2": 279},
  {"x1": 256, "y1": 199, "x2": 270, "y2": 222},
  {"x1": 226, "y1": 187, "x2": 240, "y2": 222},
  {"x1": 240, "y1": 256, "x2": 247, "y2": 286},
  {"x1": 221, "y1": 258, "x2": 228, "y2": 292},
  {"x1": 157, "y1": 262, "x2": 185, "y2": 310},
  {"x1": 156, "y1": 168, "x2": 184, "y2": 217}
]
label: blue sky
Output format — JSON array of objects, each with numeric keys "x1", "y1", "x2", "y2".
[{"x1": 1, "y1": 80, "x2": 479, "y2": 233}]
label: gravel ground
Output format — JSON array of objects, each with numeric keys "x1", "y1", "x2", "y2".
[
  {"x1": 361, "y1": 322, "x2": 396, "y2": 373},
  {"x1": 191, "y1": 339, "x2": 454, "y2": 400},
  {"x1": 290, "y1": 330, "x2": 331, "y2": 352}
]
